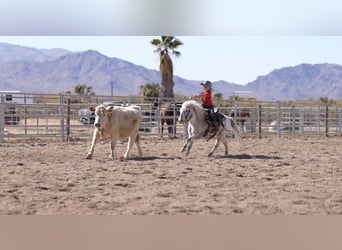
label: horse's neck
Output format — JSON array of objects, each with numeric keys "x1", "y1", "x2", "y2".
[{"x1": 190, "y1": 106, "x2": 207, "y2": 130}]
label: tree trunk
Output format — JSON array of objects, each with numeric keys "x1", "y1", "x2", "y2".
[{"x1": 159, "y1": 53, "x2": 174, "y2": 98}]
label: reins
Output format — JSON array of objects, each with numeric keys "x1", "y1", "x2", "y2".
[{"x1": 185, "y1": 111, "x2": 193, "y2": 122}]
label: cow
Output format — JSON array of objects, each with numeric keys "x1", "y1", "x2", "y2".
[{"x1": 85, "y1": 104, "x2": 143, "y2": 160}]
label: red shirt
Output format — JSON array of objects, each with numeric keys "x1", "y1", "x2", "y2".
[{"x1": 200, "y1": 89, "x2": 213, "y2": 107}]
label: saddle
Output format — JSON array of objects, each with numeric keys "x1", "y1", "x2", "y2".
[{"x1": 203, "y1": 110, "x2": 224, "y2": 139}]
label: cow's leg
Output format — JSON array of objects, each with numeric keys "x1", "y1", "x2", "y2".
[
  {"x1": 109, "y1": 138, "x2": 117, "y2": 159},
  {"x1": 86, "y1": 130, "x2": 99, "y2": 159},
  {"x1": 135, "y1": 134, "x2": 143, "y2": 157},
  {"x1": 123, "y1": 136, "x2": 134, "y2": 159}
]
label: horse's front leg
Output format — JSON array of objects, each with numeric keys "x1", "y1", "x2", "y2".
[
  {"x1": 180, "y1": 134, "x2": 195, "y2": 154},
  {"x1": 180, "y1": 137, "x2": 191, "y2": 153},
  {"x1": 185, "y1": 139, "x2": 194, "y2": 156},
  {"x1": 180, "y1": 139, "x2": 188, "y2": 153}
]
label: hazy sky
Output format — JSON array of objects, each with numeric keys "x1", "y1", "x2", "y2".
[
  {"x1": 2, "y1": 36, "x2": 342, "y2": 85},
  {"x1": 1, "y1": 0, "x2": 342, "y2": 85}
]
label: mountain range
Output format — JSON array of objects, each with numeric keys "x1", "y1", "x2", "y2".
[{"x1": 0, "y1": 42, "x2": 341, "y2": 101}]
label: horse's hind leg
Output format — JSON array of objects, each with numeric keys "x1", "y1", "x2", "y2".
[
  {"x1": 221, "y1": 137, "x2": 229, "y2": 156},
  {"x1": 208, "y1": 138, "x2": 220, "y2": 157},
  {"x1": 161, "y1": 121, "x2": 164, "y2": 137},
  {"x1": 168, "y1": 124, "x2": 173, "y2": 137}
]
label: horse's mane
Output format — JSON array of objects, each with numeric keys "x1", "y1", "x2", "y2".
[
  {"x1": 182, "y1": 100, "x2": 203, "y2": 110},
  {"x1": 181, "y1": 100, "x2": 205, "y2": 121}
]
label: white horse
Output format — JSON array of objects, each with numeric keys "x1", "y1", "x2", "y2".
[{"x1": 178, "y1": 100, "x2": 242, "y2": 157}]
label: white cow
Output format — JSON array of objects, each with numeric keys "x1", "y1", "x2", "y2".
[{"x1": 86, "y1": 104, "x2": 143, "y2": 160}]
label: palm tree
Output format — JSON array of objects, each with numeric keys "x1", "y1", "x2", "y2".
[
  {"x1": 73, "y1": 84, "x2": 94, "y2": 96},
  {"x1": 151, "y1": 36, "x2": 183, "y2": 99},
  {"x1": 213, "y1": 92, "x2": 223, "y2": 104},
  {"x1": 139, "y1": 83, "x2": 160, "y2": 98},
  {"x1": 73, "y1": 84, "x2": 95, "y2": 103},
  {"x1": 73, "y1": 84, "x2": 86, "y2": 95}
]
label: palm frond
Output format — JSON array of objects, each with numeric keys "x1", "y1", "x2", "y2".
[
  {"x1": 150, "y1": 38, "x2": 161, "y2": 46},
  {"x1": 172, "y1": 50, "x2": 181, "y2": 58}
]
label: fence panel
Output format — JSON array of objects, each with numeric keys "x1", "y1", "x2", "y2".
[
  {"x1": 217, "y1": 100, "x2": 342, "y2": 138},
  {"x1": 1, "y1": 92, "x2": 341, "y2": 141}
]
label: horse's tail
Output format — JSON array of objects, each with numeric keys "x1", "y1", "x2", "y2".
[{"x1": 224, "y1": 116, "x2": 242, "y2": 142}]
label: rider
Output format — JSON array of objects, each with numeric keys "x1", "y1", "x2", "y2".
[{"x1": 192, "y1": 80, "x2": 219, "y2": 131}]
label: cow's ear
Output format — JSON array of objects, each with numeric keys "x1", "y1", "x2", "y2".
[
  {"x1": 108, "y1": 106, "x2": 114, "y2": 111},
  {"x1": 89, "y1": 106, "x2": 95, "y2": 112}
]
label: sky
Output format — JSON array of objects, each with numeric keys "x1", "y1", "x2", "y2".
[
  {"x1": 2, "y1": 36, "x2": 342, "y2": 85},
  {"x1": 1, "y1": 0, "x2": 342, "y2": 85}
]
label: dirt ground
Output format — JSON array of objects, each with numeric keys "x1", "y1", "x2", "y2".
[{"x1": 0, "y1": 135, "x2": 341, "y2": 215}]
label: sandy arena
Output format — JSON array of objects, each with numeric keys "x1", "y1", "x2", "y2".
[{"x1": 0, "y1": 135, "x2": 341, "y2": 215}]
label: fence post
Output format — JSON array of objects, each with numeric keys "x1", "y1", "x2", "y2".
[
  {"x1": 339, "y1": 108, "x2": 342, "y2": 132},
  {"x1": 317, "y1": 106, "x2": 321, "y2": 138},
  {"x1": 258, "y1": 104, "x2": 262, "y2": 138},
  {"x1": 0, "y1": 95, "x2": 4, "y2": 141},
  {"x1": 299, "y1": 106, "x2": 304, "y2": 134},
  {"x1": 291, "y1": 106, "x2": 296, "y2": 136},
  {"x1": 172, "y1": 100, "x2": 177, "y2": 138},
  {"x1": 276, "y1": 101, "x2": 281, "y2": 139},
  {"x1": 24, "y1": 94, "x2": 28, "y2": 135},
  {"x1": 59, "y1": 94, "x2": 65, "y2": 142},
  {"x1": 66, "y1": 98, "x2": 71, "y2": 141},
  {"x1": 325, "y1": 105, "x2": 329, "y2": 137}
]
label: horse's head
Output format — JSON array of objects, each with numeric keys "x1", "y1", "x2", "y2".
[
  {"x1": 178, "y1": 100, "x2": 202, "y2": 123},
  {"x1": 178, "y1": 106, "x2": 191, "y2": 123}
]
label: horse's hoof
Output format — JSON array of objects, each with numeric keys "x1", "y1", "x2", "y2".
[{"x1": 119, "y1": 156, "x2": 127, "y2": 161}]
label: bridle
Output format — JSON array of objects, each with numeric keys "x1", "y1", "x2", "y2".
[{"x1": 181, "y1": 108, "x2": 192, "y2": 122}]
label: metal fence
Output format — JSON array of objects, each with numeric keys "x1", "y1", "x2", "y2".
[
  {"x1": 219, "y1": 101, "x2": 342, "y2": 138},
  {"x1": 0, "y1": 93, "x2": 182, "y2": 141},
  {"x1": 1, "y1": 92, "x2": 342, "y2": 142}
]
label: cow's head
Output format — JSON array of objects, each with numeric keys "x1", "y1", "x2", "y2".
[{"x1": 89, "y1": 105, "x2": 114, "y2": 129}]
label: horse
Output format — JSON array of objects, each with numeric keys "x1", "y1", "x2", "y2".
[
  {"x1": 229, "y1": 108, "x2": 251, "y2": 132},
  {"x1": 158, "y1": 101, "x2": 181, "y2": 138},
  {"x1": 178, "y1": 100, "x2": 242, "y2": 157}
]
